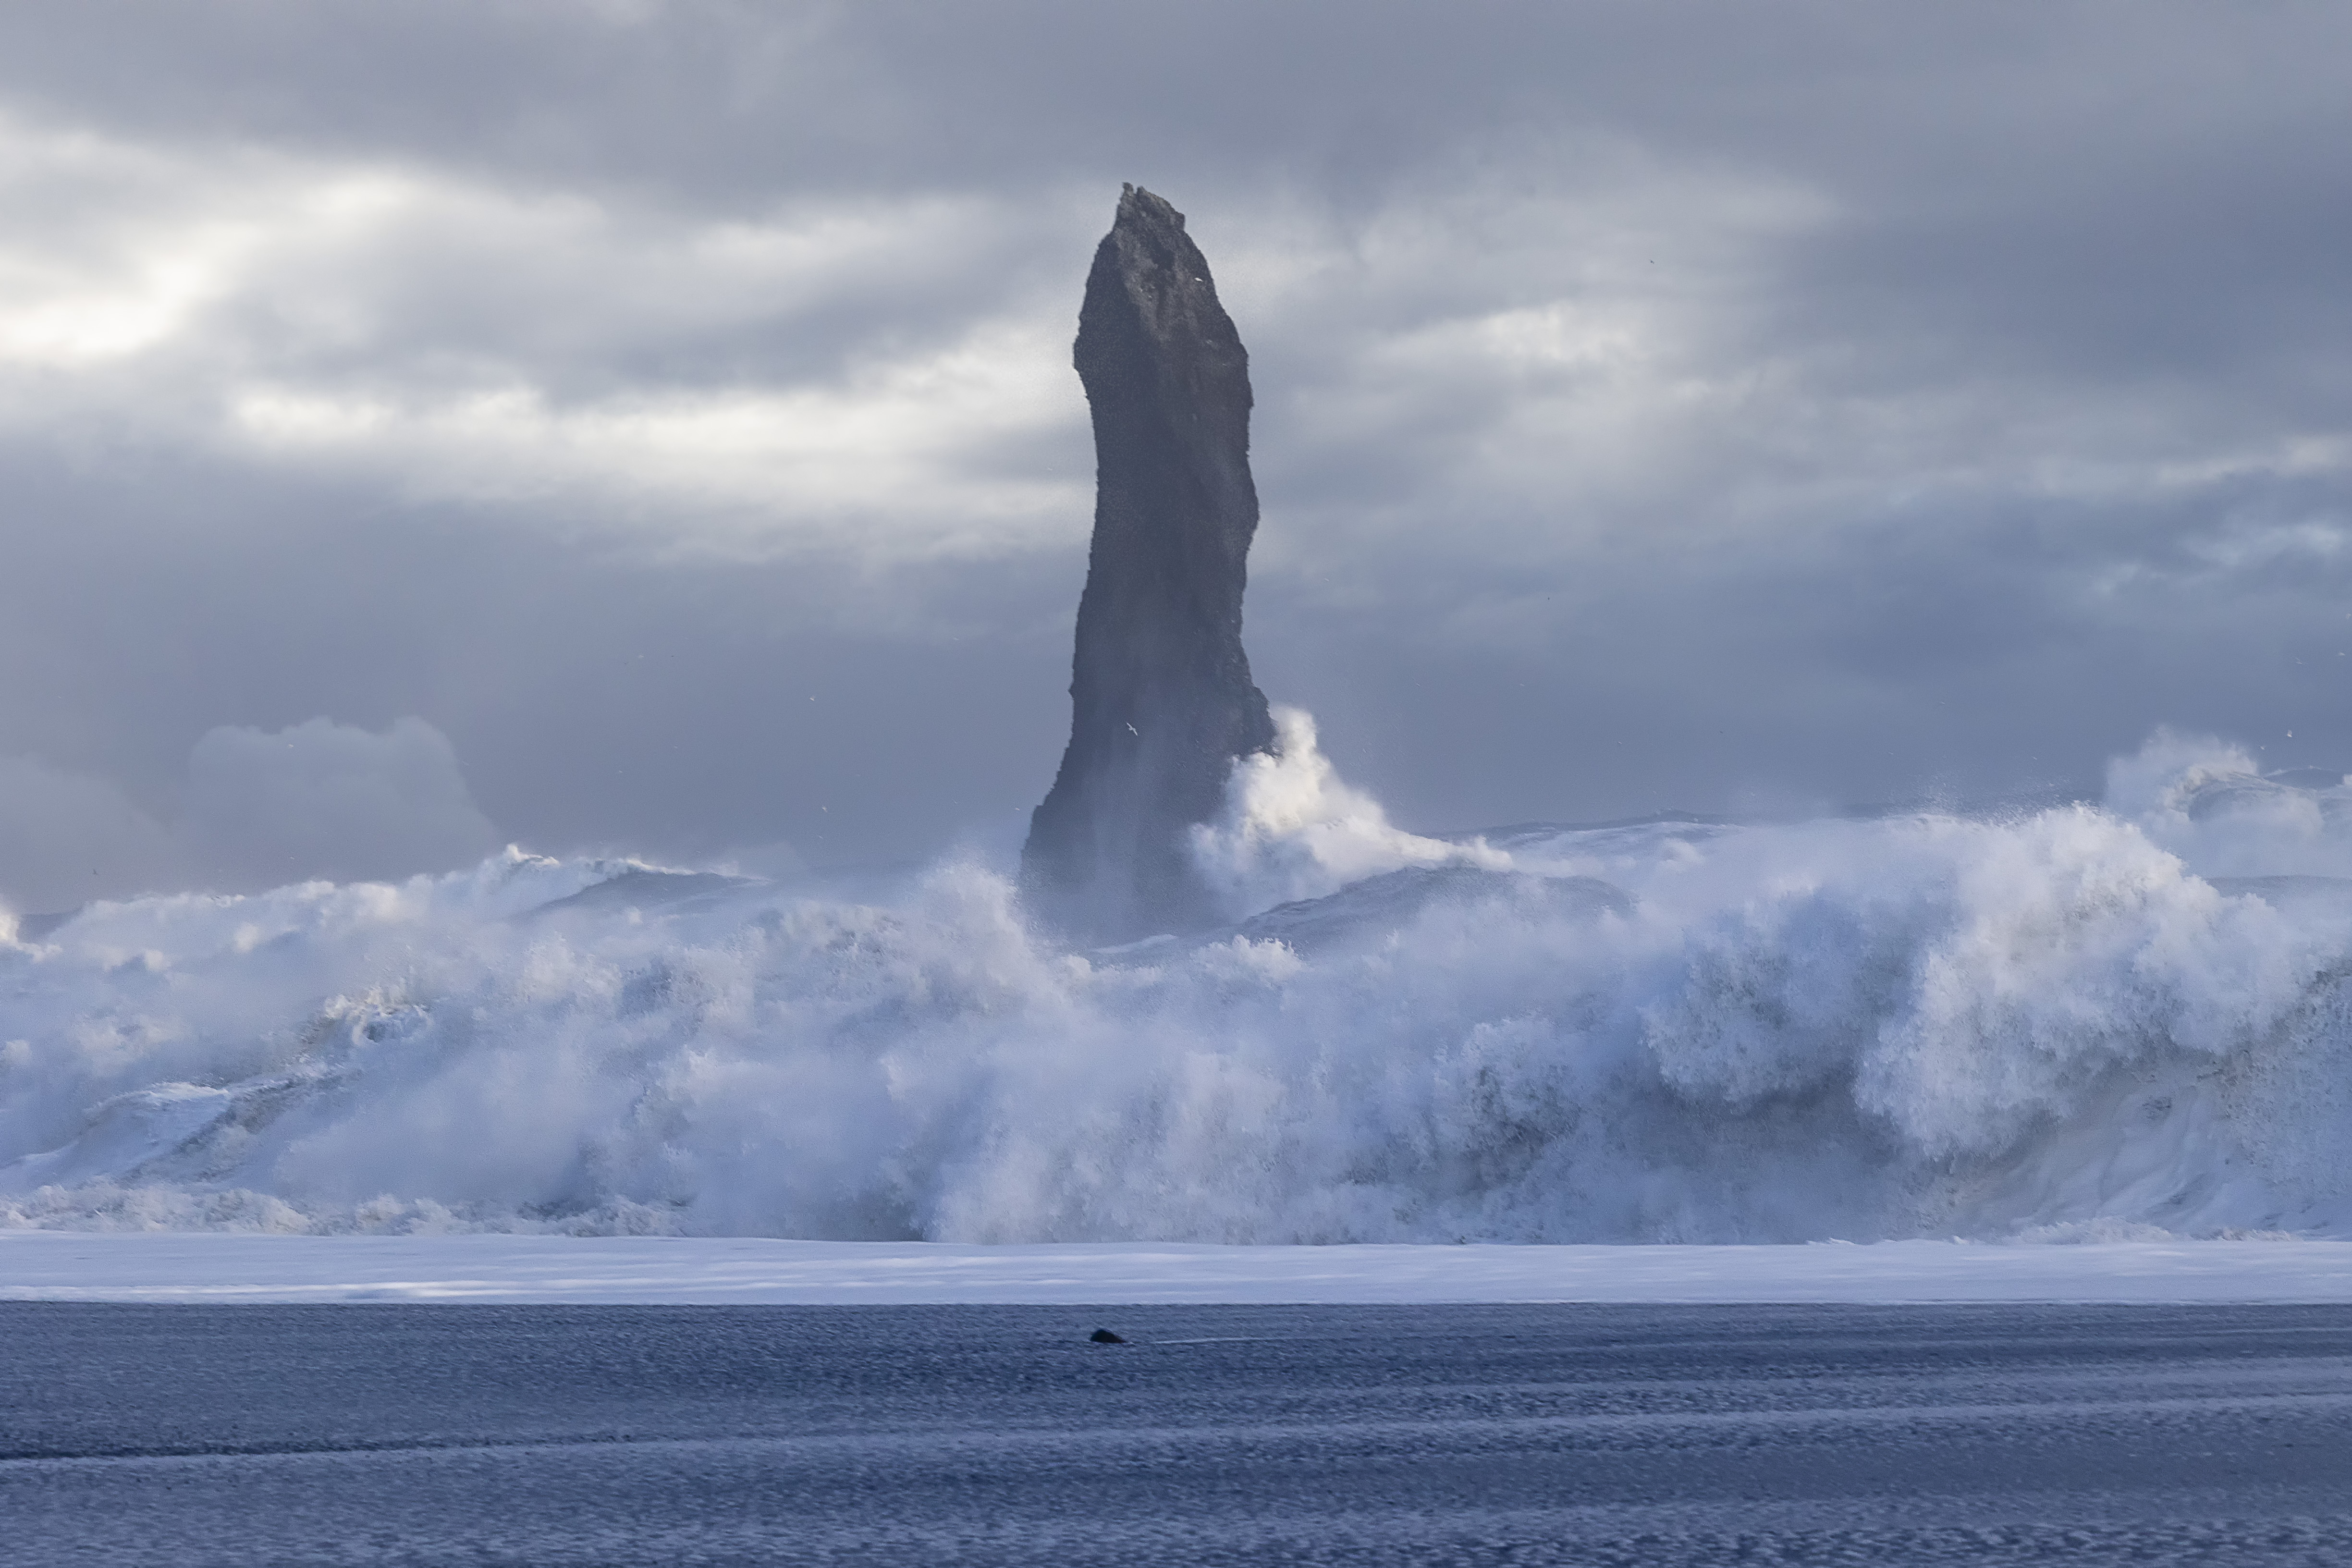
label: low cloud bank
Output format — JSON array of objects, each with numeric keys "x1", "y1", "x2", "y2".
[{"x1": 0, "y1": 717, "x2": 498, "y2": 912}]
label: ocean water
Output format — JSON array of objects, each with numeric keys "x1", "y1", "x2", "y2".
[{"x1": 4, "y1": 715, "x2": 2351, "y2": 1244}]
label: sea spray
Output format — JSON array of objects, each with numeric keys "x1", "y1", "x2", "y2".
[
  {"x1": 1190, "y1": 707, "x2": 1506, "y2": 917},
  {"x1": 5, "y1": 726, "x2": 2352, "y2": 1242}
]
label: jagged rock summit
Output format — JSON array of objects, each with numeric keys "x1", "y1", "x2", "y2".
[{"x1": 1022, "y1": 185, "x2": 1277, "y2": 941}]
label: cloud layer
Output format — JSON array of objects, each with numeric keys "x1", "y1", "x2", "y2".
[{"x1": 0, "y1": 1, "x2": 2348, "y2": 903}]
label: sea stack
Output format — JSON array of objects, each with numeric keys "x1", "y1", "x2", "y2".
[{"x1": 1022, "y1": 185, "x2": 1277, "y2": 941}]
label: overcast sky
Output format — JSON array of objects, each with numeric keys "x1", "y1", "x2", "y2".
[{"x1": 0, "y1": 0, "x2": 2347, "y2": 909}]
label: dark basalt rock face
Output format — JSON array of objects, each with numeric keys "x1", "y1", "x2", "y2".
[{"x1": 1022, "y1": 185, "x2": 1277, "y2": 942}]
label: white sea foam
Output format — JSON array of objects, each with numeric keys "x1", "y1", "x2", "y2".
[
  {"x1": 4, "y1": 725, "x2": 2352, "y2": 1243},
  {"x1": 1189, "y1": 707, "x2": 1507, "y2": 916}
]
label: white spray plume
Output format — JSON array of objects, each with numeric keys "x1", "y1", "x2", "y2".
[
  {"x1": 1189, "y1": 707, "x2": 1507, "y2": 919},
  {"x1": 2108, "y1": 728, "x2": 2352, "y2": 878}
]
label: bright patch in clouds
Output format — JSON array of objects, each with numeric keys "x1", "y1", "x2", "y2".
[
  {"x1": 227, "y1": 317, "x2": 1087, "y2": 561},
  {"x1": 0, "y1": 109, "x2": 1091, "y2": 560},
  {"x1": 0, "y1": 104, "x2": 1878, "y2": 573}
]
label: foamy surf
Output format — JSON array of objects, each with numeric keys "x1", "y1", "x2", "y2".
[
  {"x1": 3, "y1": 723, "x2": 2350, "y2": 1245},
  {"x1": 7, "y1": 1233, "x2": 2351, "y2": 1304}
]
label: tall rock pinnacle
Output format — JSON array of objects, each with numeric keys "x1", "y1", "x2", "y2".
[{"x1": 1022, "y1": 185, "x2": 1277, "y2": 940}]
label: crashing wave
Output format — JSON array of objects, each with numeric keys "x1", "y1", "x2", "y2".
[{"x1": 3, "y1": 725, "x2": 2352, "y2": 1243}]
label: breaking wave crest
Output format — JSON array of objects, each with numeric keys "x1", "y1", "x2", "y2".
[{"x1": 6, "y1": 721, "x2": 2352, "y2": 1242}]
